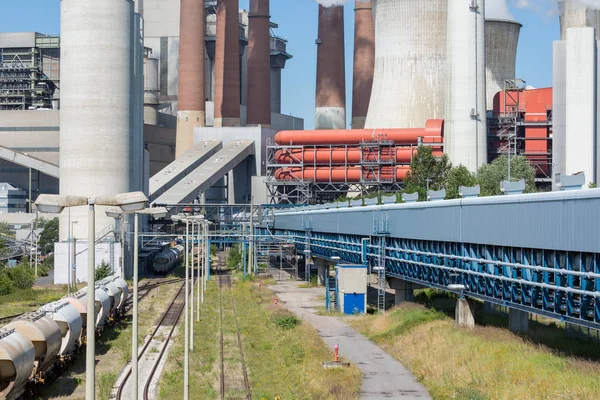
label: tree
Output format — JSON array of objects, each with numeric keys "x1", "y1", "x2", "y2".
[
  {"x1": 476, "y1": 155, "x2": 536, "y2": 197},
  {"x1": 95, "y1": 260, "x2": 113, "y2": 281},
  {"x1": 227, "y1": 244, "x2": 242, "y2": 270},
  {"x1": 404, "y1": 146, "x2": 452, "y2": 201},
  {"x1": 38, "y1": 218, "x2": 58, "y2": 255},
  {"x1": 0, "y1": 221, "x2": 14, "y2": 259},
  {"x1": 445, "y1": 165, "x2": 477, "y2": 199}
]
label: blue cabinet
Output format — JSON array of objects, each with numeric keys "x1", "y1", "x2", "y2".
[{"x1": 343, "y1": 293, "x2": 365, "y2": 315}]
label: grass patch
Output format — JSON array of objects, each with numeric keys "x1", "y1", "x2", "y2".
[
  {"x1": 159, "y1": 275, "x2": 361, "y2": 399},
  {"x1": 98, "y1": 371, "x2": 117, "y2": 400},
  {"x1": 349, "y1": 299, "x2": 600, "y2": 399},
  {"x1": 0, "y1": 285, "x2": 72, "y2": 317},
  {"x1": 298, "y1": 275, "x2": 319, "y2": 288}
]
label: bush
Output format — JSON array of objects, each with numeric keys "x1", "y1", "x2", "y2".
[
  {"x1": 95, "y1": 261, "x2": 113, "y2": 281},
  {"x1": 0, "y1": 272, "x2": 14, "y2": 295},
  {"x1": 8, "y1": 266, "x2": 35, "y2": 289},
  {"x1": 274, "y1": 312, "x2": 300, "y2": 330}
]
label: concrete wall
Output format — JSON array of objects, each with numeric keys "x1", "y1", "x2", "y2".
[
  {"x1": 54, "y1": 241, "x2": 122, "y2": 284},
  {"x1": 552, "y1": 41, "x2": 567, "y2": 189}
]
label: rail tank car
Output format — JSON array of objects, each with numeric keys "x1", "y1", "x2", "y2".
[
  {"x1": 152, "y1": 244, "x2": 184, "y2": 274},
  {"x1": 0, "y1": 327, "x2": 34, "y2": 400}
]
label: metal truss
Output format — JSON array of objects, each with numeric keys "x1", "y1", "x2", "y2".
[{"x1": 263, "y1": 228, "x2": 600, "y2": 330}]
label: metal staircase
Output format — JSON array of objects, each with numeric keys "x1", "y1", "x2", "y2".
[
  {"x1": 374, "y1": 220, "x2": 390, "y2": 315},
  {"x1": 325, "y1": 275, "x2": 338, "y2": 312}
]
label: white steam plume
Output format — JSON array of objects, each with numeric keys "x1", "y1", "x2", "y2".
[
  {"x1": 314, "y1": 0, "x2": 348, "y2": 7},
  {"x1": 571, "y1": 0, "x2": 600, "y2": 10},
  {"x1": 486, "y1": 0, "x2": 516, "y2": 20}
]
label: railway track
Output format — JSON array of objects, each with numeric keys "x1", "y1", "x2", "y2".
[
  {"x1": 218, "y1": 267, "x2": 251, "y2": 400},
  {"x1": 116, "y1": 280, "x2": 186, "y2": 400}
]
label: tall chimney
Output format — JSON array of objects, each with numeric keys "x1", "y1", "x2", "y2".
[
  {"x1": 315, "y1": 5, "x2": 346, "y2": 130},
  {"x1": 214, "y1": 0, "x2": 241, "y2": 127},
  {"x1": 352, "y1": 1, "x2": 374, "y2": 129},
  {"x1": 247, "y1": 0, "x2": 271, "y2": 126},
  {"x1": 176, "y1": 0, "x2": 206, "y2": 157}
]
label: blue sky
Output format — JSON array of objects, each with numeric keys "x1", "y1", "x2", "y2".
[{"x1": 0, "y1": 0, "x2": 560, "y2": 129}]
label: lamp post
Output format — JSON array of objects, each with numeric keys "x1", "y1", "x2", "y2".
[
  {"x1": 106, "y1": 211, "x2": 126, "y2": 277},
  {"x1": 107, "y1": 206, "x2": 168, "y2": 400},
  {"x1": 187, "y1": 215, "x2": 204, "y2": 347},
  {"x1": 194, "y1": 217, "x2": 205, "y2": 321},
  {"x1": 35, "y1": 192, "x2": 148, "y2": 400}
]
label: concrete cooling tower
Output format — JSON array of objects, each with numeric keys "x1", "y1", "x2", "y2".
[
  {"x1": 365, "y1": 0, "x2": 447, "y2": 129},
  {"x1": 485, "y1": 19, "x2": 522, "y2": 110},
  {"x1": 559, "y1": 0, "x2": 600, "y2": 40}
]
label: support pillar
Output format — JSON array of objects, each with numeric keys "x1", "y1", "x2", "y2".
[
  {"x1": 455, "y1": 298, "x2": 475, "y2": 328},
  {"x1": 508, "y1": 308, "x2": 529, "y2": 333},
  {"x1": 388, "y1": 278, "x2": 414, "y2": 305}
]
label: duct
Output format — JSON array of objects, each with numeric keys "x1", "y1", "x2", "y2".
[
  {"x1": 274, "y1": 147, "x2": 442, "y2": 164},
  {"x1": 315, "y1": 5, "x2": 346, "y2": 130},
  {"x1": 176, "y1": 0, "x2": 206, "y2": 157},
  {"x1": 149, "y1": 140, "x2": 222, "y2": 201},
  {"x1": 214, "y1": 0, "x2": 241, "y2": 127},
  {"x1": 153, "y1": 140, "x2": 255, "y2": 205},
  {"x1": 274, "y1": 166, "x2": 410, "y2": 182},
  {"x1": 247, "y1": 0, "x2": 271, "y2": 126},
  {"x1": 365, "y1": 0, "x2": 447, "y2": 129},
  {"x1": 485, "y1": 19, "x2": 521, "y2": 110},
  {"x1": 446, "y1": 0, "x2": 487, "y2": 171},
  {"x1": 352, "y1": 1, "x2": 375, "y2": 129}
]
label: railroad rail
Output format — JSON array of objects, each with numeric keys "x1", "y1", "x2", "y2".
[
  {"x1": 217, "y1": 264, "x2": 251, "y2": 400},
  {"x1": 116, "y1": 280, "x2": 186, "y2": 400}
]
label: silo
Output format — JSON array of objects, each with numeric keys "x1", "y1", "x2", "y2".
[
  {"x1": 352, "y1": 1, "x2": 375, "y2": 129},
  {"x1": 176, "y1": 0, "x2": 206, "y2": 156},
  {"x1": 446, "y1": 0, "x2": 487, "y2": 171},
  {"x1": 59, "y1": 0, "x2": 138, "y2": 241},
  {"x1": 315, "y1": 5, "x2": 346, "y2": 130},
  {"x1": 365, "y1": 0, "x2": 447, "y2": 129},
  {"x1": 144, "y1": 56, "x2": 160, "y2": 125},
  {"x1": 485, "y1": 19, "x2": 521, "y2": 110},
  {"x1": 559, "y1": 0, "x2": 600, "y2": 40}
]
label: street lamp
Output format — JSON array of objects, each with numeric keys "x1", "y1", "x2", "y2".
[
  {"x1": 189, "y1": 216, "x2": 205, "y2": 324},
  {"x1": 35, "y1": 192, "x2": 148, "y2": 400},
  {"x1": 106, "y1": 206, "x2": 168, "y2": 400},
  {"x1": 171, "y1": 214, "x2": 190, "y2": 400},
  {"x1": 68, "y1": 220, "x2": 79, "y2": 293}
]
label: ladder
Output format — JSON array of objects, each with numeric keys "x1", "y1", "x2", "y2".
[
  {"x1": 326, "y1": 275, "x2": 338, "y2": 312},
  {"x1": 377, "y1": 235, "x2": 386, "y2": 314},
  {"x1": 304, "y1": 231, "x2": 312, "y2": 283}
]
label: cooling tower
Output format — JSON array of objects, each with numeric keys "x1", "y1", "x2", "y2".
[
  {"x1": 315, "y1": 5, "x2": 346, "y2": 130},
  {"x1": 176, "y1": 0, "x2": 206, "y2": 157},
  {"x1": 247, "y1": 0, "x2": 271, "y2": 126},
  {"x1": 446, "y1": 0, "x2": 487, "y2": 171},
  {"x1": 365, "y1": 0, "x2": 447, "y2": 129},
  {"x1": 59, "y1": 0, "x2": 140, "y2": 241},
  {"x1": 559, "y1": 0, "x2": 600, "y2": 40},
  {"x1": 352, "y1": 1, "x2": 375, "y2": 129},
  {"x1": 485, "y1": 19, "x2": 521, "y2": 110},
  {"x1": 144, "y1": 56, "x2": 159, "y2": 125},
  {"x1": 214, "y1": 0, "x2": 241, "y2": 127}
]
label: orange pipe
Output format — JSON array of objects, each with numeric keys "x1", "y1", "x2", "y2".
[
  {"x1": 274, "y1": 147, "x2": 443, "y2": 164},
  {"x1": 274, "y1": 166, "x2": 410, "y2": 182},
  {"x1": 274, "y1": 119, "x2": 444, "y2": 145}
]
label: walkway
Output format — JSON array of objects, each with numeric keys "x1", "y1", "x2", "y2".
[{"x1": 271, "y1": 281, "x2": 431, "y2": 400}]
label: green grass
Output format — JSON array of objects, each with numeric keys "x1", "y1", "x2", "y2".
[
  {"x1": 0, "y1": 286, "x2": 69, "y2": 317},
  {"x1": 159, "y1": 276, "x2": 362, "y2": 399},
  {"x1": 349, "y1": 292, "x2": 600, "y2": 400}
]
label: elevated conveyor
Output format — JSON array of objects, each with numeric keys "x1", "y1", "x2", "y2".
[
  {"x1": 153, "y1": 140, "x2": 255, "y2": 205},
  {"x1": 149, "y1": 140, "x2": 222, "y2": 201},
  {"x1": 0, "y1": 144, "x2": 59, "y2": 178}
]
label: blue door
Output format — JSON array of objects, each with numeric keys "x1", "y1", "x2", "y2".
[{"x1": 343, "y1": 293, "x2": 365, "y2": 315}]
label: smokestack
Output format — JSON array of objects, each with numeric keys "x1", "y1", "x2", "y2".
[
  {"x1": 176, "y1": 0, "x2": 206, "y2": 157},
  {"x1": 247, "y1": 0, "x2": 271, "y2": 126},
  {"x1": 144, "y1": 55, "x2": 159, "y2": 125},
  {"x1": 559, "y1": 0, "x2": 600, "y2": 40},
  {"x1": 446, "y1": 0, "x2": 487, "y2": 172},
  {"x1": 214, "y1": 0, "x2": 241, "y2": 127},
  {"x1": 352, "y1": 1, "x2": 374, "y2": 129},
  {"x1": 315, "y1": 4, "x2": 346, "y2": 130}
]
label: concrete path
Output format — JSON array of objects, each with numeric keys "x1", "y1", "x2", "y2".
[
  {"x1": 35, "y1": 268, "x2": 54, "y2": 286},
  {"x1": 271, "y1": 281, "x2": 431, "y2": 400}
]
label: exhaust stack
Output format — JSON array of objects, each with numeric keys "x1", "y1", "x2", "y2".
[
  {"x1": 214, "y1": 0, "x2": 241, "y2": 127},
  {"x1": 176, "y1": 0, "x2": 206, "y2": 157},
  {"x1": 247, "y1": 0, "x2": 271, "y2": 126},
  {"x1": 315, "y1": 4, "x2": 346, "y2": 130},
  {"x1": 352, "y1": 1, "x2": 374, "y2": 129}
]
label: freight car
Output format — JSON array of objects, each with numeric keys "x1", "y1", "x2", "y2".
[{"x1": 152, "y1": 245, "x2": 185, "y2": 274}]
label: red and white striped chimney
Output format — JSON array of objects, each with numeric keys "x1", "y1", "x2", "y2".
[
  {"x1": 214, "y1": 0, "x2": 241, "y2": 127},
  {"x1": 351, "y1": 1, "x2": 374, "y2": 129},
  {"x1": 247, "y1": 0, "x2": 271, "y2": 126},
  {"x1": 315, "y1": 4, "x2": 346, "y2": 130},
  {"x1": 175, "y1": 0, "x2": 206, "y2": 157}
]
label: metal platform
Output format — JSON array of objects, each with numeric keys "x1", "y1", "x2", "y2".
[
  {"x1": 149, "y1": 140, "x2": 222, "y2": 202},
  {"x1": 152, "y1": 140, "x2": 255, "y2": 205}
]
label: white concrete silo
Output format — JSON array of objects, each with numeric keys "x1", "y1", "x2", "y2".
[
  {"x1": 59, "y1": 0, "x2": 141, "y2": 241},
  {"x1": 144, "y1": 56, "x2": 160, "y2": 125},
  {"x1": 559, "y1": 0, "x2": 600, "y2": 40},
  {"x1": 446, "y1": 0, "x2": 487, "y2": 171},
  {"x1": 485, "y1": 19, "x2": 521, "y2": 110},
  {"x1": 365, "y1": 0, "x2": 447, "y2": 129}
]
